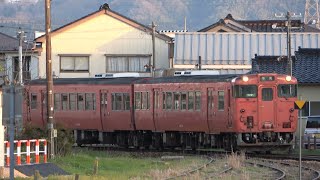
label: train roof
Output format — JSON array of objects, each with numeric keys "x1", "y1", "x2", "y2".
[
  {"x1": 135, "y1": 74, "x2": 239, "y2": 84},
  {"x1": 26, "y1": 74, "x2": 240, "y2": 86},
  {"x1": 27, "y1": 77, "x2": 145, "y2": 85}
]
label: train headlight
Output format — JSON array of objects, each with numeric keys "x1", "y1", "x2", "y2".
[
  {"x1": 242, "y1": 76, "x2": 249, "y2": 82},
  {"x1": 285, "y1": 76, "x2": 292, "y2": 81}
]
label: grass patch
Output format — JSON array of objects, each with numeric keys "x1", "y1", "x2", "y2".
[{"x1": 47, "y1": 148, "x2": 206, "y2": 179}]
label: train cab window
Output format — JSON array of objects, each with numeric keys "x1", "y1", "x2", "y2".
[
  {"x1": 135, "y1": 92, "x2": 141, "y2": 109},
  {"x1": 188, "y1": 92, "x2": 194, "y2": 110},
  {"x1": 234, "y1": 85, "x2": 257, "y2": 98},
  {"x1": 278, "y1": 84, "x2": 297, "y2": 98},
  {"x1": 141, "y1": 92, "x2": 149, "y2": 110},
  {"x1": 123, "y1": 93, "x2": 130, "y2": 110},
  {"x1": 61, "y1": 94, "x2": 68, "y2": 110},
  {"x1": 195, "y1": 91, "x2": 201, "y2": 111},
  {"x1": 69, "y1": 93, "x2": 77, "y2": 111},
  {"x1": 166, "y1": 92, "x2": 173, "y2": 110},
  {"x1": 85, "y1": 93, "x2": 96, "y2": 110},
  {"x1": 218, "y1": 91, "x2": 225, "y2": 111},
  {"x1": 77, "y1": 94, "x2": 85, "y2": 111},
  {"x1": 54, "y1": 93, "x2": 60, "y2": 111},
  {"x1": 262, "y1": 88, "x2": 273, "y2": 101},
  {"x1": 181, "y1": 92, "x2": 187, "y2": 110},
  {"x1": 174, "y1": 92, "x2": 180, "y2": 110},
  {"x1": 31, "y1": 93, "x2": 37, "y2": 109},
  {"x1": 112, "y1": 93, "x2": 123, "y2": 110}
]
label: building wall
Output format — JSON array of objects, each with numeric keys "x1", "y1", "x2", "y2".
[
  {"x1": 38, "y1": 13, "x2": 169, "y2": 78},
  {"x1": 174, "y1": 32, "x2": 320, "y2": 69},
  {"x1": 298, "y1": 85, "x2": 320, "y2": 101}
]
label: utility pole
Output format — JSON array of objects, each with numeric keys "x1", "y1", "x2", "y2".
[
  {"x1": 286, "y1": 12, "x2": 292, "y2": 76},
  {"x1": 151, "y1": 21, "x2": 156, "y2": 77},
  {"x1": 45, "y1": 0, "x2": 54, "y2": 159},
  {"x1": 275, "y1": 11, "x2": 302, "y2": 76},
  {"x1": 17, "y1": 30, "x2": 24, "y2": 85},
  {"x1": 9, "y1": 84, "x2": 15, "y2": 180}
]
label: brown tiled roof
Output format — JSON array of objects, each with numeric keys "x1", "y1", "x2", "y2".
[
  {"x1": 199, "y1": 14, "x2": 320, "y2": 32},
  {"x1": 0, "y1": 32, "x2": 33, "y2": 52}
]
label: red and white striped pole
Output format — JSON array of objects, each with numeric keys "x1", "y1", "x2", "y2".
[
  {"x1": 35, "y1": 139, "x2": 39, "y2": 163},
  {"x1": 5, "y1": 141, "x2": 9, "y2": 166},
  {"x1": 26, "y1": 140, "x2": 30, "y2": 164},
  {"x1": 43, "y1": 140, "x2": 47, "y2": 163},
  {"x1": 16, "y1": 140, "x2": 21, "y2": 165}
]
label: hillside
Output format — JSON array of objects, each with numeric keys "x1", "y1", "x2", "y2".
[{"x1": 0, "y1": 0, "x2": 306, "y2": 39}]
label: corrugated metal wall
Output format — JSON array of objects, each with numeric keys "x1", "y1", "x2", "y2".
[{"x1": 174, "y1": 32, "x2": 320, "y2": 65}]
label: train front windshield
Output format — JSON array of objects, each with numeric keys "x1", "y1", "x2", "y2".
[
  {"x1": 234, "y1": 85, "x2": 257, "y2": 98},
  {"x1": 277, "y1": 84, "x2": 297, "y2": 98}
]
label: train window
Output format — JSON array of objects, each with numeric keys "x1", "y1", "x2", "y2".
[
  {"x1": 77, "y1": 94, "x2": 85, "y2": 111},
  {"x1": 69, "y1": 93, "x2": 77, "y2": 111},
  {"x1": 135, "y1": 92, "x2": 141, "y2": 109},
  {"x1": 234, "y1": 85, "x2": 257, "y2": 98},
  {"x1": 208, "y1": 90, "x2": 214, "y2": 109},
  {"x1": 195, "y1": 92, "x2": 201, "y2": 110},
  {"x1": 181, "y1": 92, "x2": 187, "y2": 110},
  {"x1": 154, "y1": 91, "x2": 159, "y2": 109},
  {"x1": 174, "y1": 92, "x2": 180, "y2": 110},
  {"x1": 262, "y1": 88, "x2": 273, "y2": 101},
  {"x1": 218, "y1": 91, "x2": 224, "y2": 110},
  {"x1": 142, "y1": 92, "x2": 149, "y2": 110},
  {"x1": 123, "y1": 93, "x2": 130, "y2": 110},
  {"x1": 31, "y1": 93, "x2": 37, "y2": 109},
  {"x1": 166, "y1": 92, "x2": 173, "y2": 110},
  {"x1": 112, "y1": 93, "x2": 123, "y2": 110},
  {"x1": 278, "y1": 84, "x2": 297, "y2": 98},
  {"x1": 54, "y1": 93, "x2": 60, "y2": 111},
  {"x1": 85, "y1": 93, "x2": 96, "y2": 110},
  {"x1": 61, "y1": 94, "x2": 68, "y2": 110},
  {"x1": 188, "y1": 92, "x2": 194, "y2": 110},
  {"x1": 162, "y1": 92, "x2": 166, "y2": 109}
]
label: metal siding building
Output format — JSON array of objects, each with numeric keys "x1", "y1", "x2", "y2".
[{"x1": 174, "y1": 32, "x2": 320, "y2": 69}]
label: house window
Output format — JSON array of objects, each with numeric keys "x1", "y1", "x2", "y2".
[
  {"x1": 60, "y1": 56, "x2": 89, "y2": 72},
  {"x1": 106, "y1": 55, "x2": 150, "y2": 72},
  {"x1": 310, "y1": 101, "x2": 320, "y2": 116},
  {"x1": 13, "y1": 56, "x2": 31, "y2": 81},
  {"x1": 31, "y1": 93, "x2": 37, "y2": 109}
]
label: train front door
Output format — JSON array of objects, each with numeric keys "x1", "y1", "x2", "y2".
[
  {"x1": 100, "y1": 90, "x2": 108, "y2": 131},
  {"x1": 207, "y1": 88, "x2": 217, "y2": 132},
  {"x1": 258, "y1": 86, "x2": 276, "y2": 130}
]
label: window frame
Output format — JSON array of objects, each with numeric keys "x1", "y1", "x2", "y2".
[
  {"x1": 218, "y1": 91, "x2": 225, "y2": 111},
  {"x1": 59, "y1": 55, "x2": 90, "y2": 72},
  {"x1": 30, "y1": 93, "x2": 38, "y2": 110},
  {"x1": 105, "y1": 54, "x2": 152, "y2": 73}
]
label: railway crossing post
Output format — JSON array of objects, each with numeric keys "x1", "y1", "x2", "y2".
[{"x1": 294, "y1": 100, "x2": 306, "y2": 180}]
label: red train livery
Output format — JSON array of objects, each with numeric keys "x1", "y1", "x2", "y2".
[{"x1": 23, "y1": 73, "x2": 298, "y2": 152}]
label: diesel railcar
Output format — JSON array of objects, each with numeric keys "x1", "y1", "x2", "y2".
[{"x1": 23, "y1": 73, "x2": 298, "y2": 152}]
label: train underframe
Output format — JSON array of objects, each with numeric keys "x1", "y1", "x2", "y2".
[{"x1": 74, "y1": 129, "x2": 295, "y2": 152}]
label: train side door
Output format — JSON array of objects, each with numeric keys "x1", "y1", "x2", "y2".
[
  {"x1": 207, "y1": 88, "x2": 216, "y2": 132},
  {"x1": 258, "y1": 86, "x2": 276, "y2": 130},
  {"x1": 40, "y1": 90, "x2": 46, "y2": 127},
  {"x1": 100, "y1": 90, "x2": 108, "y2": 131},
  {"x1": 153, "y1": 88, "x2": 161, "y2": 131}
]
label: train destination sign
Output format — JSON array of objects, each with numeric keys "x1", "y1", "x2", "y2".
[{"x1": 294, "y1": 100, "x2": 306, "y2": 110}]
